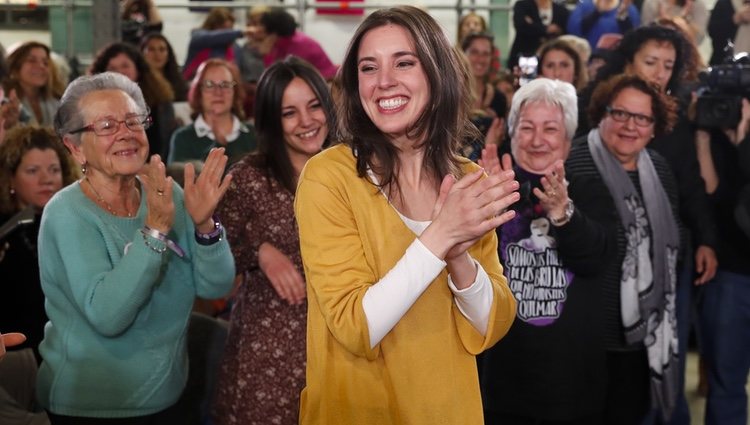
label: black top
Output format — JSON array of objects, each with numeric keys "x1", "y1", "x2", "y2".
[
  {"x1": 0, "y1": 213, "x2": 46, "y2": 363},
  {"x1": 507, "y1": 0, "x2": 570, "y2": 69}
]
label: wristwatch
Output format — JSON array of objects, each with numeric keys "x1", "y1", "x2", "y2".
[{"x1": 549, "y1": 198, "x2": 574, "y2": 227}]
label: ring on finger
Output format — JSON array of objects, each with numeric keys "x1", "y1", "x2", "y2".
[
  {"x1": 549, "y1": 190, "x2": 557, "y2": 197},
  {"x1": 156, "y1": 189, "x2": 165, "y2": 196}
]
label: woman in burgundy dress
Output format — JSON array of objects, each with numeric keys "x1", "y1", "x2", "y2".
[{"x1": 212, "y1": 56, "x2": 335, "y2": 425}]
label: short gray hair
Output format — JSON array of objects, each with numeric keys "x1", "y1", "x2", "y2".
[
  {"x1": 54, "y1": 72, "x2": 148, "y2": 145},
  {"x1": 507, "y1": 78, "x2": 578, "y2": 141}
]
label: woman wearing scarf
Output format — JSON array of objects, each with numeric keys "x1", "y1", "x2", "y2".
[{"x1": 567, "y1": 74, "x2": 680, "y2": 424}]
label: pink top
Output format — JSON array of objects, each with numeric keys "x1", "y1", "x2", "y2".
[{"x1": 264, "y1": 31, "x2": 339, "y2": 79}]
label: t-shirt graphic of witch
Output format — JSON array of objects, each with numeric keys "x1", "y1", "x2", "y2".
[{"x1": 500, "y1": 174, "x2": 574, "y2": 326}]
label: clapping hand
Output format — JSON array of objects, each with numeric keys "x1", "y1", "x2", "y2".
[
  {"x1": 139, "y1": 154, "x2": 175, "y2": 233},
  {"x1": 183, "y1": 147, "x2": 232, "y2": 233},
  {"x1": 0, "y1": 332, "x2": 26, "y2": 361},
  {"x1": 533, "y1": 160, "x2": 569, "y2": 221}
]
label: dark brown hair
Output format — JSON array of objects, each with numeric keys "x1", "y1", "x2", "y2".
[{"x1": 588, "y1": 74, "x2": 678, "y2": 137}]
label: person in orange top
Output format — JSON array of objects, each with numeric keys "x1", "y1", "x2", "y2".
[{"x1": 294, "y1": 6, "x2": 518, "y2": 425}]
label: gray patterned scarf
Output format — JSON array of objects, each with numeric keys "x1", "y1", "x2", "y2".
[{"x1": 588, "y1": 129, "x2": 680, "y2": 420}]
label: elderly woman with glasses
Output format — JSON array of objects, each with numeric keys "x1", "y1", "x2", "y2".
[
  {"x1": 564, "y1": 74, "x2": 680, "y2": 424},
  {"x1": 168, "y1": 59, "x2": 257, "y2": 168},
  {"x1": 35, "y1": 72, "x2": 235, "y2": 424}
]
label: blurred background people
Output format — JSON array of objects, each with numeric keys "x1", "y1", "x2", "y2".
[
  {"x1": 460, "y1": 32, "x2": 507, "y2": 161},
  {"x1": 212, "y1": 56, "x2": 335, "y2": 425},
  {"x1": 37, "y1": 72, "x2": 234, "y2": 423},
  {"x1": 120, "y1": 0, "x2": 163, "y2": 46},
  {"x1": 249, "y1": 7, "x2": 338, "y2": 80},
  {"x1": 537, "y1": 38, "x2": 588, "y2": 91},
  {"x1": 90, "y1": 42, "x2": 177, "y2": 159},
  {"x1": 168, "y1": 59, "x2": 256, "y2": 168},
  {"x1": 183, "y1": 7, "x2": 249, "y2": 81},
  {"x1": 696, "y1": 99, "x2": 750, "y2": 425},
  {"x1": 141, "y1": 32, "x2": 189, "y2": 102},
  {"x1": 457, "y1": 12, "x2": 501, "y2": 79},
  {"x1": 507, "y1": 0, "x2": 569, "y2": 70},
  {"x1": 0, "y1": 126, "x2": 78, "y2": 363},
  {"x1": 641, "y1": 0, "x2": 709, "y2": 44},
  {"x1": 567, "y1": 0, "x2": 640, "y2": 49},
  {"x1": 3, "y1": 42, "x2": 64, "y2": 128},
  {"x1": 480, "y1": 78, "x2": 612, "y2": 425},
  {"x1": 707, "y1": 0, "x2": 750, "y2": 65}
]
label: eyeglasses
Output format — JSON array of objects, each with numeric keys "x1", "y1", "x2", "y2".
[
  {"x1": 70, "y1": 114, "x2": 152, "y2": 136},
  {"x1": 200, "y1": 80, "x2": 237, "y2": 91},
  {"x1": 606, "y1": 106, "x2": 654, "y2": 127}
]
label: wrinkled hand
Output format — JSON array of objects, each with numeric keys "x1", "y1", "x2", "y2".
[
  {"x1": 479, "y1": 149, "x2": 513, "y2": 177},
  {"x1": 533, "y1": 160, "x2": 570, "y2": 220},
  {"x1": 259, "y1": 242, "x2": 306, "y2": 305},
  {"x1": 693, "y1": 245, "x2": 717, "y2": 285},
  {"x1": 184, "y1": 148, "x2": 232, "y2": 233},
  {"x1": 138, "y1": 154, "x2": 175, "y2": 233},
  {"x1": 0, "y1": 332, "x2": 26, "y2": 361},
  {"x1": 422, "y1": 168, "x2": 519, "y2": 260}
]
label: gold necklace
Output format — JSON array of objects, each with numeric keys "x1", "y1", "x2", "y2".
[{"x1": 85, "y1": 177, "x2": 136, "y2": 217}]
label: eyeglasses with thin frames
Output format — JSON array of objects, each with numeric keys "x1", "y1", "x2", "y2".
[
  {"x1": 605, "y1": 106, "x2": 654, "y2": 127},
  {"x1": 200, "y1": 80, "x2": 237, "y2": 91},
  {"x1": 69, "y1": 114, "x2": 152, "y2": 136}
]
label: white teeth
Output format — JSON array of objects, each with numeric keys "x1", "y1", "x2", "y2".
[
  {"x1": 297, "y1": 129, "x2": 318, "y2": 139},
  {"x1": 379, "y1": 98, "x2": 407, "y2": 110}
]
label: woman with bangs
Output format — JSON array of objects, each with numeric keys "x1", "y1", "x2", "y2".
[{"x1": 295, "y1": 6, "x2": 519, "y2": 425}]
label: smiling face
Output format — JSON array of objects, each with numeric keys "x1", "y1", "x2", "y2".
[
  {"x1": 142, "y1": 38, "x2": 169, "y2": 71},
  {"x1": 540, "y1": 49, "x2": 576, "y2": 85},
  {"x1": 200, "y1": 65, "x2": 235, "y2": 117},
  {"x1": 11, "y1": 148, "x2": 63, "y2": 210},
  {"x1": 106, "y1": 53, "x2": 139, "y2": 82},
  {"x1": 465, "y1": 37, "x2": 493, "y2": 79},
  {"x1": 598, "y1": 87, "x2": 655, "y2": 170},
  {"x1": 18, "y1": 47, "x2": 50, "y2": 92},
  {"x1": 357, "y1": 24, "x2": 430, "y2": 145},
  {"x1": 459, "y1": 14, "x2": 485, "y2": 40},
  {"x1": 281, "y1": 77, "x2": 327, "y2": 161},
  {"x1": 511, "y1": 101, "x2": 569, "y2": 174},
  {"x1": 65, "y1": 89, "x2": 149, "y2": 180},
  {"x1": 624, "y1": 40, "x2": 676, "y2": 93}
]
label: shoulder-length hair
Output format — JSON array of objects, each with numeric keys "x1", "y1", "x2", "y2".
[
  {"x1": 202, "y1": 7, "x2": 235, "y2": 30},
  {"x1": 537, "y1": 39, "x2": 587, "y2": 91},
  {"x1": 593, "y1": 25, "x2": 686, "y2": 94},
  {"x1": 0, "y1": 126, "x2": 79, "y2": 214},
  {"x1": 337, "y1": 5, "x2": 477, "y2": 191},
  {"x1": 254, "y1": 56, "x2": 335, "y2": 193},
  {"x1": 588, "y1": 74, "x2": 678, "y2": 138},
  {"x1": 187, "y1": 58, "x2": 246, "y2": 121},
  {"x1": 3, "y1": 41, "x2": 64, "y2": 100},
  {"x1": 140, "y1": 32, "x2": 188, "y2": 100},
  {"x1": 89, "y1": 41, "x2": 174, "y2": 107}
]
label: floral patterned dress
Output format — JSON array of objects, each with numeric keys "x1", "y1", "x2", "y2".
[{"x1": 212, "y1": 154, "x2": 306, "y2": 425}]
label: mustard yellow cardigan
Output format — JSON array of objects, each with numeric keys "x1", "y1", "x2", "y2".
[{"x1": 295, "y1": 144, "x2": 516, "y2": 425}]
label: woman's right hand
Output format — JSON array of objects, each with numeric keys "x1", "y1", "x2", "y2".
[
  {"x1": 139, "y1": 154, "x2": 175, "y2": 233},
  {"x1": 421, "y1": 168, "x2": 519, "y2": 260},
  {"x1": 258, "y1": 242, "x2": 306, "y2": 305}
]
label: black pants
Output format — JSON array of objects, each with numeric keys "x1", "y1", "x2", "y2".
[
  {"x1": 602, "y1": 348, "x2": 652, "y2": 425},
  {"x1": 484, "y1": 410, "x2": 600, "y2": 425},
  {"x1": 47, "y1": 401, "x2": 185, "y2": 425}
]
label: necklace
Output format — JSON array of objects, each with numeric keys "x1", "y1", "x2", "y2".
[{"x1": 85, "y1": 177, "x2": 137, "y2": 217}]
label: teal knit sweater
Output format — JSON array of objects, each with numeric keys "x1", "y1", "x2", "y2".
[{"x1": 36, "y1": 180, "x2": 235, "y2": 418}]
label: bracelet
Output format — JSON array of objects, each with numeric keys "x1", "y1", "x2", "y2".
[
  {"x1": 549, "y1": 198, "x2": 575, "y2": 227},
  {"x1": 141, "y1": 226, "x2": 185, "y2": 257},
  {"x1": 195, "y1": 216, "x2": 223, "y2": 246},
  {"x1": 141, "y1": 231, "x2": 167, "y2": 254}
]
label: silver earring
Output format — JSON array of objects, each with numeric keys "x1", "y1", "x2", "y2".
[
  {"x1": 9, "y1": 187, "x2": 14, "y2": 195},
  {"x1": 81, "y1": 162, "x2": 87, "y2": 174}
]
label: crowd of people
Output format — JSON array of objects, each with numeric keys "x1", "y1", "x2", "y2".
[{"x1": 0, "y1": 1, "x2": 749, "y2": 425}]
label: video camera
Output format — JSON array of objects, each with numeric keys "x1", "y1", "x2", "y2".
[{"x1": 695, "y1": 52, "x2": 750, "y2": 129}]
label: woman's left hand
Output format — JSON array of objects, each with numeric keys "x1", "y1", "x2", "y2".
[
  {"x1": 184, "y1": 148, "x2": 233, "y2": 233},
  {"x1": 534, "y1": 160, "x2": 569, "y2": 220}
]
